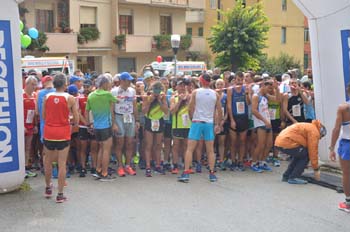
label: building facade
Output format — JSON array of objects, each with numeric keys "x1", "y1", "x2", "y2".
[
  {"x1": 20, "y1": 0, "x2": 205, "y2": 75},
  {"x1": 186, "y1": 0, "x2": 307, "y2": 70}
]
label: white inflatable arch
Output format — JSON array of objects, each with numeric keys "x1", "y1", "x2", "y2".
[
  {"x1": 293, "y1": 0, "x2": 350, "y2": 160},
  {"x1": 0, "y1": 0, "x2": 25, "y2": 193}
]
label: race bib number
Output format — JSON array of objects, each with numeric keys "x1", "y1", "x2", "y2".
[
  {"x1": 182, "y1": 113, "x2": 190, "y2": 127},
  {"x1": 292, "y1": 104, "x2": 301, "y2": 117},
  {"x1": 123, "y1": 114, "x2": 133, "y2": 123},
  {"x1": 26, "y1": 110, "x2": 35, "y2": 124},
  {"x1": 151, "y1": 119, "x2": 160, "y2": 132},
  {"x1": 236, "y1": 102, "x2": 245, "y2": 114},
  {"x1": 269, "y1": 109, "x2": 276, "y2": 120}
]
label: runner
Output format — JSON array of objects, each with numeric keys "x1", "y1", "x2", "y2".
[
  {"x1": 329, "y1": 83, "x2": 350, "y2": 212},
  {"x1": 178, "y1": 74, "x2": 223, "y2": 182},
  {"x1": 86, "y1": 74, "x2": 118, "y2": 181},
  {"x1": 170, "y1": 78, "x2": 191, "y2": 174},
  {"x1": 142, "y1": 81, "x2": 168, "y2": 177},
  {"x1": 111, "y1": 72, "x2": 138, "y2": 177},
  {"x1": 227, "y1": 72, "x2": 250, "y2": 171},
  {"x1": 251, "y1": 79, "x2": 280, "y2": 172},
  {"x1": 42, "y1": 73, "x2": 79, "y2": 203},
  {"x1": 23, "y1": 76, "x2": 38, "y2": 178}
]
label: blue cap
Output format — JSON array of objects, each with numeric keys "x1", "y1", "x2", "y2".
[
  {"x1": 137, "y1": 77, "x2": 144, "y2": 82},
  {"x1": 120, "y1": 72, "x2": 133, "y2": 81},
  {"x1": 69, "y1": 75, "x2": 83, "y2": 84},
  {"x1": 67, "y1": 84, "x2": 78, "y2": 95}
]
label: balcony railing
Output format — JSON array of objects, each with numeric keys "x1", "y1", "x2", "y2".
[
  {"x1": 189, "y1": 36, "x2": 206, "y2": 53},
  {"x1": 46, "y1": 32, "x2": 78, "y2": 54},
  {"x1": 117, "y1": 35, "x2": 152, "y2": 53},
  {"x1": 151, "y1": 0, "x2": 188, "y2": 7},
  {"x1": 186, "y1": 10, "x2": 205, "y2": 23}
]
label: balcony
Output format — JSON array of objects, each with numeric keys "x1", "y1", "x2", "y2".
[
  {"x1": 188, "y1": 0, "x2": 205, "y2": 9},
  {"x1": 117, "y1": 35, "x2": 152, "y2": 53},
  {"x1": 189, "y1": 36, "x2": 206, "y2": 53},
  {"x1": 45, "y1": 33, "x2": 78, "y2": 54},
  {"x1": 186, "y1": 10, "x2": 205, "y2": 23},
  {"x1": 119, "y1": 0, "x2": 188, "y2": 7}
]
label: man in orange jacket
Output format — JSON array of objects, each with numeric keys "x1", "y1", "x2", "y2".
[{"x1": 275, "y1": 120, "x2": 326, "y2": 184}]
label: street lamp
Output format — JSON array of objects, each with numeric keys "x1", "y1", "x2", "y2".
[{"x1": 171, "y1": 34, "x2": 180, "y2": 76}]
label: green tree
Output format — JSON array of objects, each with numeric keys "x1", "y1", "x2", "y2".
[
  {"x1": 208, "y1": 0, "x2": 269, "y2": 71},
  {"x1": 259, "y1": 53, "x2": 301, "y2": 75}
]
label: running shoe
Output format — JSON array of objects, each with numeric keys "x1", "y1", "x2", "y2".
[
  {"x1": 90, "y1": 168, "x2": 96, "y2": 175},
  {"x1": 259, "y1": 163, "x2": 272, "y2": 172},
  {"x1": 338, "y1": 202, "x2": 350, "y2": 213},
  {"x1": 266, "y1": 156, "x2": 273, "y2": 163},
  {"x1": 244, "y1": 160, "x2": 252, "y2": 167},
  {"x1": 145, "y1": 168, "x2": 152, "y2": 177},
  {"x1": 92, "y1": 170, "x2": 101, "y2": 179},
  {"x1": 171, "y1": 168, "x2": 179, "y2": 174},
  {"x1": 219, "y1": 162, "x2": 226, "y2": 171},
  {"x1": 124, "y1": 166, "x2": 136, "y2": 176},
  {"x1": 79, "y1": 168, "x2": 86, "y2": 178},
  {"x1": 163, "y1": 163, "x2": 172, "y2": 172},
  {"x1": 209, "y1": 171, "x2": 217, "y2": 182},
  {"x1": 56, "y1": 193, "x2": 68, "y2": 203},
  {"x1": 236, "y1": 162, "x2": 245, "y2": 171},
  {"x1": 118, "y1": 167, "x2": 126, "y2": 177},
  {"x1": 287, "y1": 178, "x2": 308, "y2": 184},
  {"x1": 188, "y1": 168, "x2": 195, "y2": 174},
  {"x1": 66, "y1": 170, "x2": 71, "y2": 178},
  {"x1": 99, "y1": 174, "x2": 116, "y2": 182},
  {"x1": 250, "y1": 164, "x2": 263, "y2": 173},
  {"x1": 154, "y1": 166, "x2": 165, "y2": 175},
  {"x1": 272, "y1": 159, "x2": 281, "y2": 167},
  {"x1": 195, "y1": 163, "x2": 202, "y2": 173},
  {"x1": 44, "y1": 186, "x2": 52, "y2": 198},
  {"x1": 230, "y1": 163, "x2": 236, "y2": 171},
  {"x1": 282, "y1": 176, "x2": 288, "y2": 182},
  {"x1": 178, "y1": 173, "x2": 190, "y2": 183},
  {"x1": 25, "y1": 170, "x2": 37, "y2": 178}
]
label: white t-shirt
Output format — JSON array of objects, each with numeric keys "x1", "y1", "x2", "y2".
[{"x1": 111, "y1": 86, "x2": 135, "y2": 114}]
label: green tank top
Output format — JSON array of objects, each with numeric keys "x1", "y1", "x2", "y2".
[
  {"x1": 147, "y1": 98, "x2": 164, "y2": 120},
  {"x1": 172, "y1": 96, "x2": 191, "y2": 129},
  {"x1": 268, "y1": 100, "x2": 281, "y2": 120}
]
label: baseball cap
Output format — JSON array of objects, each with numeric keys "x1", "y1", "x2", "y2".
[
  {"x1": 143, "y1": 71, "x2": 154, "y2": 80},
  {"x1": 68, "y1": 84, "x2": 78, "y2": 95},
  {"x1": 28, "y1": 69, "x2": 37, "y2": 75},
  {"x1": 69, "y1": 75, "x2": 83, "y2": 85},
  {"x1": 177, "y1": 78, "x2": 189, "y2": 85},
  {"x1": 41, "y1": 75, "x2": 53, "y2": 85},
  {"x1": 120, "y1": 72, "x2": 134, "y2": 81},
  {"x1": 83, "y1": 79, "x2": 92, "y2": 86}
]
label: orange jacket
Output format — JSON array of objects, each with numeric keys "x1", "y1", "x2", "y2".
[{"x1": 275, "y1": 120, "x2": 322, "y2": 169}]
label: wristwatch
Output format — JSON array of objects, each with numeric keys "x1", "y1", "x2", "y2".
[{"x1": 328, "y1": 146, "x2": 335, "y2": 152}]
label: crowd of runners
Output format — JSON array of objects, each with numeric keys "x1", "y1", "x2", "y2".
[{"x1": 21, "y1": 66, "x2": 349, "y2": 212}]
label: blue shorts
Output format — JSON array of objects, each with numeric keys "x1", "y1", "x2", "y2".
[
  {"x1": 338, "y1": 139, "x2": 350, "y2": 160},
  {"x1": 188, "y1": 122, "x2": 214, "y2": 141}
]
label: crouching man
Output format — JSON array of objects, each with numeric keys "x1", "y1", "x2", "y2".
[{"x1": 275, "y1": 120, "x2": 326, "y2": 184}]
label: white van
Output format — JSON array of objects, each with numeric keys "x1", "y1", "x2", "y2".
[
  {"x1": 21, "y1": 56, "x2": 75, "y2": 75},
  {"x1": 151, "y1": 61, "x2": 207, "y2": 77}
]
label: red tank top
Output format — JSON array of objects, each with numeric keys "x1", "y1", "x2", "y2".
[
  {"x1": 23, "y1": 91, "x2": 36, "y2": 130},
  {"x1": 78, "y1": 94, "x2": 88, "y2": 126},
  {"x1": 44, "y1": 92, "x2": 71, "y2": 141}
]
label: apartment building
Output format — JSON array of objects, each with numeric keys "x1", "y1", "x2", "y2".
[
  {"x1": 186, "y1": 0, "x2": 306, "y2": 70},
  {"x1": 20, "y1": 0, "x2": 204, "y2": 74}
]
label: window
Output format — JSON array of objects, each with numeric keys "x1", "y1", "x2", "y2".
[
  {"x1": 80, "y1": 6, "x2": 97, "y2": 28},
  {"x1": 304, "y1": 54, "x2": 309, "y2": 70},
  {"x1": 198, "y1": 27, "x2": 203, "y2": 37},
  {"x1": 160, "y1": 15, "x2": 172, "y2": 35},
  {"x1": 282, "y1": 0, "x2": 287, "y2": 11},
  {"x1": 304, "y1": 28, "x2": 309, "y2": 42},
  {"x1": 210, "y1": 0, "x2": 217, "y2": 9},
  {"x1": 186, "y1": 27, "x2": 192, "y2": 36},
  {"x1": 35, "y1": 9, "x2": 54, "y2": 32},
  {"x1": 119, "y1": 15, "x2": 133, "y2": 34},
  {"x1": 281, "y1": 27, "x2": 287, "y2": 44}
]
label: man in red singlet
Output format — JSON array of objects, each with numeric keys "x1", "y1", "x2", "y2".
[{"x1": 42, "y1": 73, "x2": 79, "y2": 203}]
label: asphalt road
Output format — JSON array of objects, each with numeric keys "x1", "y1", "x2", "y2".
[{"x1": 0, "y1": 163, "x2": 349, "y2": 232}]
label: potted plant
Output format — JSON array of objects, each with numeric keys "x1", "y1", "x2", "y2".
[
  {"x1": 114, "y1": 34, "x2": 126, "y2": 49},
  {"x1": 77, "y1": 27, "x2": 100, "y2": 44}
]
